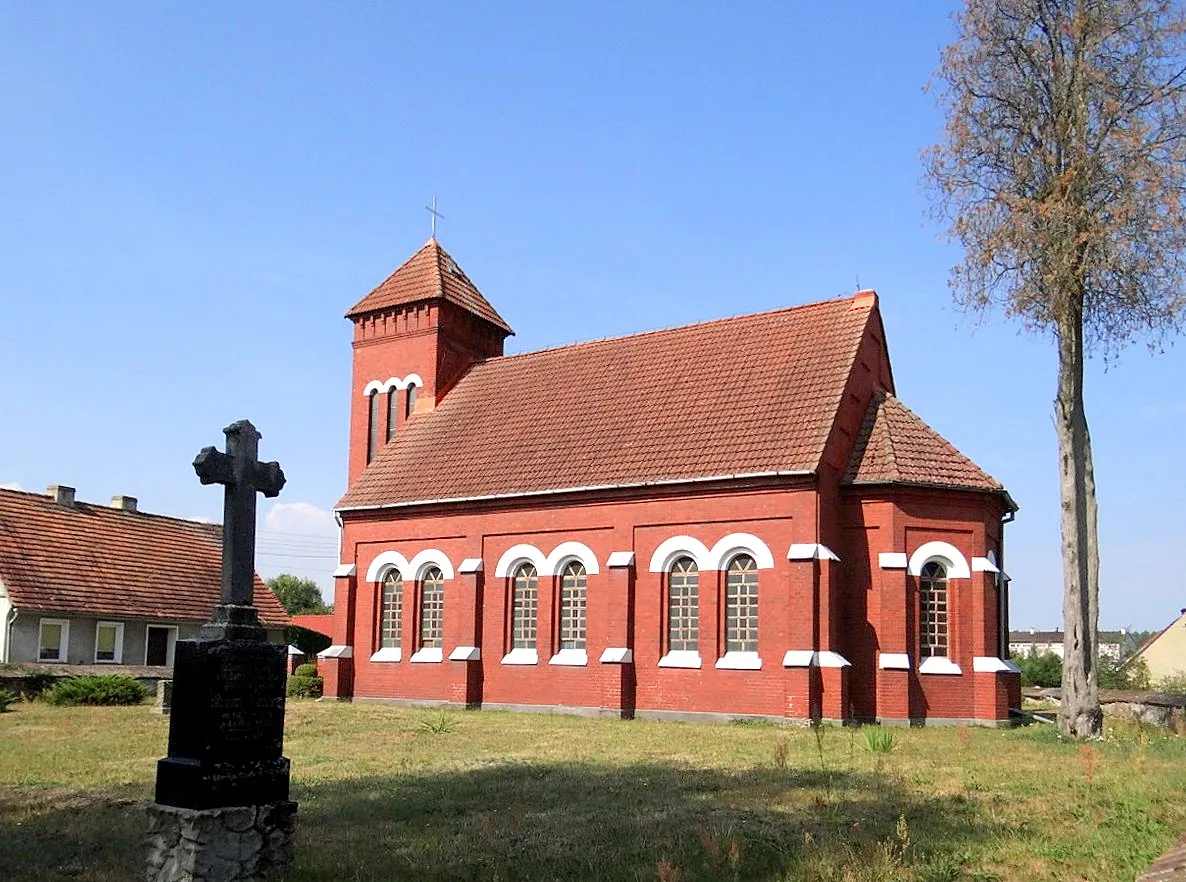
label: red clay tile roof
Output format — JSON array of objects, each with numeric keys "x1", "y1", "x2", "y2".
[
  {"x1": 345, "y1": 239, "x2": 514, "y2": 333},
  {"x1": 339, "y1": 294, "x2": 878, "y2": 509},
  {"x1": 844, "y1": 392, "x2": 1004, "y2": 494},
  {"x1": 0, "y1": 489, "x2": 289, "y2": 626}
]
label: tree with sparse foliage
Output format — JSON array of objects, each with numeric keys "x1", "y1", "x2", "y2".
[
  {"x1": 926, "y1": 0, "x2": 1186, "y2": 737},
  {"x1": 267, "y1": 573, "x2": 332, "y2": 615}
]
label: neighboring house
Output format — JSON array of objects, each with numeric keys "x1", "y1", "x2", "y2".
[
  {"x1": 0, "y1": 485, "x2": 289, "y2": 666},
  {"x1": 1009, "y1": 629, "x2": 1127, "y2": 662},
  {"x1": 1131, "y1": 609, "x2": 1186, "y2": 682},
  {"x1": 319, "y1": 239, "x2": 1021, "y2": 726}
]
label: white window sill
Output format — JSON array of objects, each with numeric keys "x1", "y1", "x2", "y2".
[
  {"x1": 599, "y1": 647, "x2": 633, "y2": 664},
  {"x1": 318, "y1": 644, "x2": 353, "y2": 659},
  {"x1": 549, "y1": 649, "x2": 588, "y2": 666},
  {"x1": 816, "y1": 651, "x2": 851, "y2": 668},
  {"x1": 972, "y1": 656, "x2": 1020, "y2": 673},
  {"x1": 94, "y1": 658, "x2": 121, "y2": 665},
  {"x1": 878, "y1": 652, "x2": 911, "y2": 670},
  {"x1": 449, "y1": 645, "x2": 480, "y2": 661},
  {"x1": 918, "y1": 656, "x2": 962, "y2": 675},
  {"x1": 715, "y1": 651, "x2": 762, "y2": 670},
  {"x1": 370, "y1": 647, "x2": 402, "y2": 663},
  {"x1": 658, "y1": 650, "x2": 702, "y2": 669},
  {"x1": 409, "y1": 647, "x2": 443, "y2": 663},
  {"x1": 782, "y1": 650, "x2": 816, "y2": 668},
  {"x1": 501, "y1": 647, "x2": 538, "y2": 665}
]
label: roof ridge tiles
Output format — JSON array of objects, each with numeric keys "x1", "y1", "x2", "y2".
[{"x1": 480, "y1": 293, "x2": 873, "y2": 367}]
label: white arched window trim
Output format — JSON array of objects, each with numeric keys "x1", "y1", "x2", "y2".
[
  {"x1": 365, "y1": 550, "x2": 411, "y2": 583},
  {"x1": 365, "y1": 548, "x2": 455, "y2": 582},
  {"x1": 648, "y1": 536, "x2": 712, "y2": 573},
  {"x1": 407, "y1": 548, "x2": 455, "y2": 581},
  {"x1": 707, "y1": 533, "x2": 775, "y2": 571},
  {"x1": 544, "y1": 541, "x2": 600, "y2": 575},
  {"x1": 361, "y1": 373, "x2": 425, "y2": 397},
  {"x1": 907, "y1": 541, "x2": 971, "y2": 579},
  {"x1": 494, "y1": 544, "x2": 549, "y2": 578}
]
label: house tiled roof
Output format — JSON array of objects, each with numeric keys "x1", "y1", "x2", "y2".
[
  {"x1": 345, "y1": 239, "x2": 514, "y2": 333},
  {"x1": 339, "y1": 294, "x2": 877, "y2": 509},
  {"x1": 0, "y1": 488, "x2": 289, "y2": 626},
  {"x1": 844, "y1": 391, "x2": 1005, "y2": 495}
]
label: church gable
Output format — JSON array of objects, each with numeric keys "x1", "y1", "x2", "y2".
[{"x1": 338, "y1": 293, "x2": 877, "y2": 509}]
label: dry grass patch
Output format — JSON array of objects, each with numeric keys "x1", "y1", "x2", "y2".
[{"x1": 0, "y1": 701, "x2": 1183, "y2": 880}]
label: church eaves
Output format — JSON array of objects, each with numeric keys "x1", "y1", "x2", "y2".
[
  {"x1": 345, "y1": 239, "x2": 514, "y2": 334},
  {"x1": 338, "y1": 294, "x2": 878, "y2": 510}
]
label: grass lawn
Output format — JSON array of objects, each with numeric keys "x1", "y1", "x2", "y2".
[{"x1": 0, "y1": 701, "x2": 1183, "y2": 881}]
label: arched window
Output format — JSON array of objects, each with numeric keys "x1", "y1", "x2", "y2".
[
  {"x1": 559, "y1": 561, "x2": 587, "y2": 650},
  {"x1": 725, "y1": 554, "x2": 759, "y2": 652},
  {"x1": 667, "y1": 556, "x2": 699, "y2": 652},
  {"x1": 386, "y1": 389, "x2": 399, "y2": 443},
  {"x1": 919, "y1": 561, "x2": 949, "y2": 657},
  {"x1": 511, "y1": 563, "x2": 538, "y2": 649},
  {"x1": 380, "y1": 570, "x2": 403, "y2": 648},
  {"x1": 405, "y1": 383, "x2": 418, "y2": 419},
  {"x1": 366, "y1": 389, "x2": 380, "y2": 463},
  {"x1": 419, "y1": 566, "x2": 444, "y2": 649}
]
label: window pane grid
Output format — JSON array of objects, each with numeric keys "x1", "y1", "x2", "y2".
[
  {"x1": 386, "y1": 390, "x2": 399, "y2": 443},
  {"x1": 380, "y1": 571, "x2": 403, "y2": 648},
  {"x1": 668, "y1": 557, "x2": 699, "y2": 652},
  {"x1": 512, "y1": 565, "x2": 538, "y2": 649},
  {"x1": 725, "y1": 555, "x2": 759, "y2": 652},
  {"x1": 419, "y1": 568, "x2": 444, "y2": 649},
  {"x1": 559, "y1": 562, "x2": 587, "y2": 649},
  {"x1": 920, "y1": 562, "x2": 948, "y2": 657}
]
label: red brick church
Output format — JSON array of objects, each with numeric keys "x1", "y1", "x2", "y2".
[{"x1": 318, "y1": 239, "x2": 1021, "y2": 725}]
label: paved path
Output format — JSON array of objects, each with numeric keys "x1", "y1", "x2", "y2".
[{"x1": 1140, "y1": 834, "x2": 1186, "y2": 881}]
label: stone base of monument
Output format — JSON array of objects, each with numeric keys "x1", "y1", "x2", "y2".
[{"x1": 146, "y1": 801, "x2": 296, "y2": 882}]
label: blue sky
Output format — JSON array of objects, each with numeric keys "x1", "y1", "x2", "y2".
[{"x1": 1, "y1": 3, "x2": 1182, "y2": 630}]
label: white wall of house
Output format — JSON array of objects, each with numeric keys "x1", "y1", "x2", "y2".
[
  {"x1": 0, "y1": 580, "x2": 11, "y2": 663},
  {"x1": 7, "y1": 611, "x2": 285, "y2": 666}
]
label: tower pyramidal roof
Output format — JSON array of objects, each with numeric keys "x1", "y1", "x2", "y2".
[{"x1": 345, "y1": 239, "x2": 514, "y2": 334}]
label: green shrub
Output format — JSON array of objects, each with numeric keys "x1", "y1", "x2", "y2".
[
  {"x1": 1016, "y1": 651, "x2": 1062, "y2": 687},
  {"x1": 0, "y1": 688, "x2": 18, "y2": 712},
  {"x1": 419, "y1": 712, "x2": 459, "y2": 734},
  {"x1": 1100, "y1": 654, "x2": 1151, "y2": 690},
  {"x1": 293, "y1": 662, "x2": 319, "y2": 678},
  {"x1": 45, "y1": 675, "x2": 148, "y2": 707},
  {"x1": 1157, "y1": 674, "x2": 1186, "y2": 695},
  {"x1": 21, "y1": 671, "x2": 58, "y2": 698},
  {"x1": 861, "y1": 727, "x2": 899, "y2": 754},
  {"x1": 286, "y1": 674, "x2": 323, "y2": 698}
]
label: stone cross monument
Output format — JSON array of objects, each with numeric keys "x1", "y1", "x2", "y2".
[{"x1": 148, "y1": 420, "x2": 297, "y2": 882}]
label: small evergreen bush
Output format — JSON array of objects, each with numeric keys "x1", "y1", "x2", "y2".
[
  {"x1": 286, "y1": 674, "x2": 323, "y2": 698},
  {"x1": 1016, "y1": 651, "x2": 1062, "y2": 687},
  {"x1": 21, "y1": 671, "x2": 58, "y2": 698},
  {"x1": 0, "y1": 688, "x2": 18, "y2": 712},
  {"x1": 293, "y1": 662, "x2": 319, "y2": 678},
  {"x1": 45, "y1": 675, "x2": 148, "y2": 706}
]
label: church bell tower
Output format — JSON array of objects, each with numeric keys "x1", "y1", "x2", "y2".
[{"x1": 344, "y1": 239, "x2": 513, "y2": 485}]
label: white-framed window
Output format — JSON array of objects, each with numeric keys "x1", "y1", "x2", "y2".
[
  {"x1": 145, "y1": 624, "x2": 179, "y2": 667},
  {"x1": 94, "y1": 621, "x2": 124, "y2": 663},
  {"x1": 919, "y1": 561, "x2": 949, "y2": 658},
  {"x1": 558, "y1": 561, "x2": 587, "y2": 651},
  {"x1": 418, "y1": 566, "x2": 444, "y2": 650},
  {"x1": 38, "y1": 618, "x2": 69, "y2": 663},
  {"x1": 724, "y1": 554, "x2": 759, "y2": 653},
  {"x1": 511, "y1": 563, "x2": 538, "y2": 650},
  {"x1": 380, "y1": 569, "x2": 403, "y2": 649}
]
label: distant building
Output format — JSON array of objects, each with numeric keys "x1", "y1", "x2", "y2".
[
  {"x1": 1130, "y1": 609, "x2": 1186, "y2": 683},
  {"x1": 1009, "y1": 629, "x2": 1126, "y2": 662},
  {"x1": 0, "y1": 486, "x2": 288, "y2": 666}
]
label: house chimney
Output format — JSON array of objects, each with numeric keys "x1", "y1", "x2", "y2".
[
  {"x1": 47, "y1": 485, "x2": 75, "y2": 507},
  {"x1": 110, "y1": 495, "x2": 138, "y2": 513}
]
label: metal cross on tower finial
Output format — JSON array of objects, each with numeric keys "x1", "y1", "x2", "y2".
[{"x1": 426, "y1": 197, "x2": 444, "y2": 239}]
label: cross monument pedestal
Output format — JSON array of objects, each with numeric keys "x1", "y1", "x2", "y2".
[{"x1": 147, "y1": 420, "x2": 297, "y2": 882}]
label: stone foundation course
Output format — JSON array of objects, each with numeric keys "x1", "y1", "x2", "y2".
[{"x1": 146, "y1": 801, "x2": 296, "y2": 882}]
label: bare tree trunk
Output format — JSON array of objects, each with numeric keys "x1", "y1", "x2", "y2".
[{"x1": 1055, "y1": 300, "x2": 1103, "y2": 738}]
